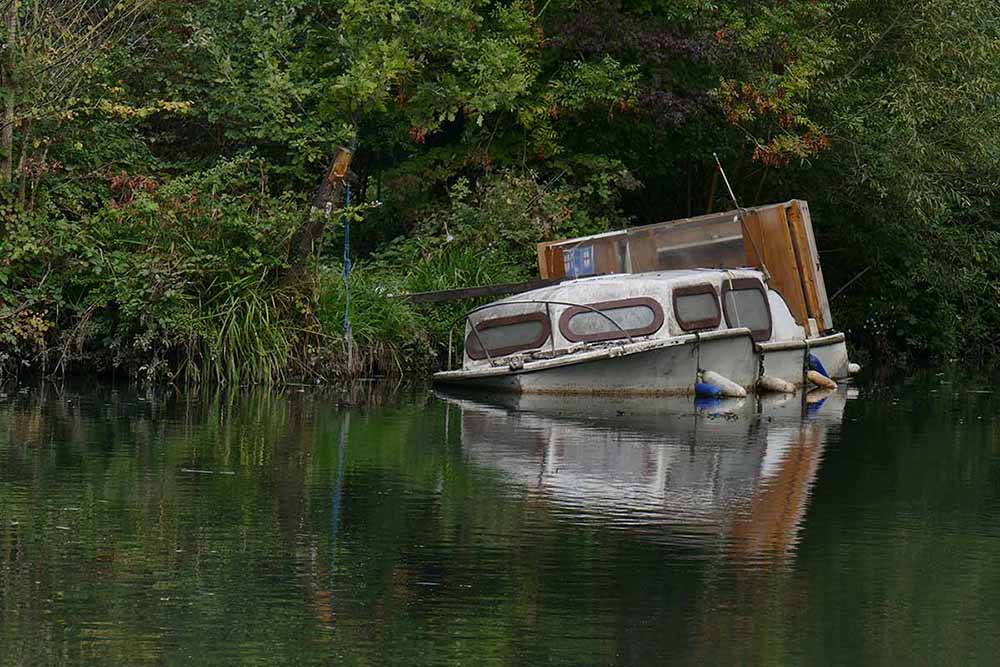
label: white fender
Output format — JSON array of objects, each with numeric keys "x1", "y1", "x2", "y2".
[
  {"x1": 757, "y1": 375, "x2": 797, "y2": 394},
  {"x1": 848, "y1": 362, "x2": 861, "y2": 375},
  {"x1": 807, "y1": 369, "x2": 837, "y2": 390},
  {"x1": 806, "y1": 387, "x2": 836, "y2": 404},
  {"x1": 700, "y1": 370, "x2": 748, "y2": 398}
]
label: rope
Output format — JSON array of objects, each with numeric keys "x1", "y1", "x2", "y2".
[{"x1": 342, "y1": 184, "x2": 352, "y2": 335}]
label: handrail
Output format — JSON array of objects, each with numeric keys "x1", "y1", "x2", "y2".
[
  {"x1": 450, "y1": 298, "x2": 637, "y2": 368},
  {"x1": 467, "y1": 315, "x2": 495, "y2": 365}
]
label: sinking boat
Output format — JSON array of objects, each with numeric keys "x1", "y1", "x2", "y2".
[{"x1": 433, "y1": 200, "x2": 858, "y2": 395}]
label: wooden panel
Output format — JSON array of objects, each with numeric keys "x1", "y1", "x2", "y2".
[
  {"x1": 770, "y1": 205, "x2": 811, "y2": 328},
  {"x1": 539, "y1": 244, "x2": 566, "y2": 279},
  {"x1": 551, "y1": 246, "x2": 567, "y2": 279},
  {"x1": 786, "y1": 200, "x2": 833, "y2": 330},
  {"x1": 536, "y1": 242, "x2": 552, "y2": 279},
  {"x1": 783, "y1": 201, "x2": 823, "y2": 330},
  {"x1": 741, "y1": 205, "x2": 810, "y2": 327},
  {"x1": 594, "y1": 237, "x2": 621, "y2": 274}
]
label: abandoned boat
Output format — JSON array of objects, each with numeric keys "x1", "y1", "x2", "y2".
[{"x1": 433, "y1": 200, "x2": 858, "y2": 396}]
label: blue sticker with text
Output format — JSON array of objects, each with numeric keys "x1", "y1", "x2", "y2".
[{"x1": 563, "y1": 245, "x2": 595, "y2": 278}]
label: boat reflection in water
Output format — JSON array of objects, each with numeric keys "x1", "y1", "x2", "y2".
[{"x1": 441, "y1": 388, "x2": 850, "y2": 565}]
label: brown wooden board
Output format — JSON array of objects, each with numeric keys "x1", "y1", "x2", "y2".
[
  {"x1": 784, "y1": 201, "x2": 823, "y2": 330},
  {"x1": 741, "y1": 205, "x2": 810, "y2": 326},
  {"x1": 786, "y1": 200, "x2": 832, "y2": 329},
  {"x1": 536, "y1": 244, "x2": 551, "y2": 279}
]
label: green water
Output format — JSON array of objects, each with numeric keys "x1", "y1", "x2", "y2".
[{"x1": 1, "y1": 379, "x2": 999, "y2": 665}]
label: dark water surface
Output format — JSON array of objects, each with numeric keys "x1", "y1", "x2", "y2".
[{"x1": 2, "y1": 378, "x2": 999, "y2": 664}]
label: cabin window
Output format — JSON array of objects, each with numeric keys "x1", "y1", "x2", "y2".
[
  {"x1": 559, "y1": 297, "x2": 664, "y2": 343},
  {"x1": 672, "y1": 285, "x2": 721, "y2": 331},
  {"x1": 722, "y1": 279, "x2": 772, "y2": 342},
  {"x1": 465, "y1": 312, "x2": 551, "y2": 360}
]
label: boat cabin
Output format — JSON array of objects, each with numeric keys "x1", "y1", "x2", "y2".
[
  {"x1": 436, "y1": 199, "x2": 853, "y2": 394},
  {"x1": 462, "y1": 269, "x2": 803, "y2": 369}
]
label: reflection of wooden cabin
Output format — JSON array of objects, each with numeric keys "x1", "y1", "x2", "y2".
[
  {"x1": 536, "y1": 200, "x2": 833, "y2": 335},
  {"x1": 447, "y1": 391, "x2": 846, "y2": 557},
  {"x1": 729, "y1": 421, "x2": 826, "y2": 562}
]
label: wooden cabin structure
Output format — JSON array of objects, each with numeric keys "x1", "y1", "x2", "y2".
[{"x1": 535, "y1": 200, "x2": 833, "y2": 335}]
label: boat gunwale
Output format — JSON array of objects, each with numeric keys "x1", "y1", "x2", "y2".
[
  {"x1": 433, "y1": 329, "x2": 848, "y2": 384},
  {"x1": 755, "y1": 332, "x2": 845, "y2": 352},
  {"x1": 433, "y1": 327, "x2": 755, "y2": 382}
]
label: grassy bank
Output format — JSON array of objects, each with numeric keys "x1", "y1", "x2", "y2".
[{"x1": 0, "y1": 164, "x2": 543, "y2": 383}]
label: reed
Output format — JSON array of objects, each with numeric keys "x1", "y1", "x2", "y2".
[
  {"x1": 187, "y1": 276, "x2": 295, "y2": 385},
  {"x1": 317, "y1": 268, "x2": 433, "y2": 378}
]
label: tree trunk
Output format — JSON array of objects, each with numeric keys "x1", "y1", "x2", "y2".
[
  {"x1": 705, "y1": 167, "x2": 718, "y2": 214},
  {"x1": 282, "y1": 145, "x2": 354, "y2": 287},
  {"x1": 1, "y1": 0, "x2": 17, "y2": 184}
]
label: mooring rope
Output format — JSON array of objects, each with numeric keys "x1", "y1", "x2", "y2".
[
  {"x1": 342, "y1": 184, "x2": 355, "y2": 372},
  {"x1": 342, "y1": 184, "x2": 353, "y2": 335}
]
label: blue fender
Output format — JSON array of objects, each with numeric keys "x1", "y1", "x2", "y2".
[
  {"x1": 695, "y1": 382, "x2": 723, "y2": 398},
  {"x1": 808, "y1": 354, "x2": 830, "y2": 379},
  {"x1": 694, "y1": 396, "x2": 722, "y2": 411}
]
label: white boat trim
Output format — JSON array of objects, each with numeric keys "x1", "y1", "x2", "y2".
[
  {"x1": 433, "y1": 327, "x2": 755, "y2": 382},
  {"x1": 756, "y1": 332, "x2": 845, "y2": 353}
]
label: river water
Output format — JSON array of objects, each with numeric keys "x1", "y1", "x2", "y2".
[{"x1": 1, "y1": 378, "x2": 999, "y2": 664}]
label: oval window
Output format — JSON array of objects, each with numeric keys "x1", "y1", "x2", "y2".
[
  {"x1": 559, "y1": 297, "x2": 664, "y2": 343},
  {"x1": 466, "y1": 312, "x2": 551, "y2": 360}
]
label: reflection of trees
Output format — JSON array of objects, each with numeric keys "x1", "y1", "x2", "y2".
[
  {"x1": 0, "y1": 385, "x2": 820, "y2": 663},
  {"x1": 0, "y1": 384, "x2": 349, "y2": 662}
]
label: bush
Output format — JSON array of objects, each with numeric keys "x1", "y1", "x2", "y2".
[{"x1": 0, "y1": 156, "x2": 307, "y2": 383}]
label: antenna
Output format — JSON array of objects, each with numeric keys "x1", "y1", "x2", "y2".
[{"x1": 713, "y1": 153, "x2": 771, "y2": 283}]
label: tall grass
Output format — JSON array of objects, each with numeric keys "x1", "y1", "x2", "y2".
[
  {"x1": 187, "y1": 276, "x2": 294, "y2": 385},
  {"x1": 314, "y1": 246, "x2": 529, "y2": 378},
  {"x1": 402, "y1": 246, "x2": 528, "y2": 354},
  {"x1": 403, "y1": 245, "x2": 527, "y2": 294},
  {"x1": 317, "y1": 268, "x2": 433, "y2": 378}
]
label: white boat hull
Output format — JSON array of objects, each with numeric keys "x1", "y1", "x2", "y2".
[{"x1": 434, "y1": 330, "x2": 849, "y2": 396}]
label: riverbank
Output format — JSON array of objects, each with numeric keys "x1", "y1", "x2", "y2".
[
  {"x1": 0, "y1": 260, "x2": 507, "y2": 385},
  {"x1": 5, "y1": 0, "x2": 1000, "y2": 384}
]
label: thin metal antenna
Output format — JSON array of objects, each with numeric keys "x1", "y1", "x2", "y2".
[
  {"x1": 713, "y1": 153, "x2": 771, "y2": 282},
  {"x1": 714, "y1": 152, "x2": 742, "y2": 209}
]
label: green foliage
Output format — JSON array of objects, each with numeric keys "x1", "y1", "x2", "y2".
[
  {"x1": 317, "y1": 268, "x2": 434, "y2": 377},
  {"x1": 380, "y1": 168, "x2": 633, "y2": 270},
  {"x1": 0, "y1": 156, "x2": 309, "y2": 382},
  {"x1": 786, "y1": 0, "x2": 1000, "y2": 363},
  {"x1": 5, "y1": 0, "x2": 1000, "y2": 379}
]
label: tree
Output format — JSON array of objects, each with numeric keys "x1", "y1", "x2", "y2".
[{"x1": 0, "y1": 0, "x2": 152, "y2": 193}]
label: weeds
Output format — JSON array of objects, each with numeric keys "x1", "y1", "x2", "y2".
[{"x1": 317, "y1": 268, "x2": 433, "y2": 379}]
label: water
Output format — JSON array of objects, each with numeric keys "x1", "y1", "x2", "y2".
[{"x1": 1, "y1": 378, "x2": 999, "y2": 664}]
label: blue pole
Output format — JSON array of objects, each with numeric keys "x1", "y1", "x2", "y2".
[
  {"x1": 330, "y1": 411, "x2": 349, "y2": 624},
  {"x1": 342, "y1": 184, "x2": 352, "y2": 335}
]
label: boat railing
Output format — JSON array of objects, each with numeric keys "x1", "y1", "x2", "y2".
[{"x1": 446, "y1": 299, "x2": 634, "y2": 370}]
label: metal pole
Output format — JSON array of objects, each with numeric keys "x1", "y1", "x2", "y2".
[{"x1": 713, "y1": 153, "x2": 771, "y2": 282}]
